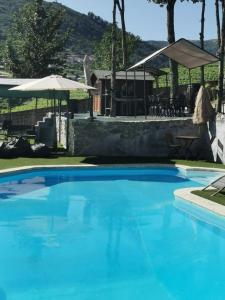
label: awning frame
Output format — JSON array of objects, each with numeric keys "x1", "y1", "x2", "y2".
[{"x1": 128, "y1": 38, "x2": 219, "y2": 71}]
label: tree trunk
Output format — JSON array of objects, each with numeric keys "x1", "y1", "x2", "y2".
[
  {"x1": 200, "y1": 0, "x2": 206, "y2": 86},
  {"x1": 167, "y1": 0, "x2": 178, "y2": 100},
  {"x1": 111, "y1": 0, "x2": 117, "y2": 117},
  {"x1": 218, "y1": 0, "x2": 225, "y2": 113},
  {"x1": 215, "y1": 0, "x2": 221, "y2": 50},
  {"x1": 116, "y1": 0, "x2": 128, "y2": 69}
]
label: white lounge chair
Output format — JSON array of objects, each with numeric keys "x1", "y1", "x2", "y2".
[{"x1": 202, "y1": 175, "x2": 225, "y2": 196}]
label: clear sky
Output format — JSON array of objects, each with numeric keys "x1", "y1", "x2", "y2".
[{"x1": 48, "y1": 0, "x2": 216, "y2": 41}]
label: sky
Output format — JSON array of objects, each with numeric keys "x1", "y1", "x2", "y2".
[{"x1": 47, "y1": 0, "x2": 217, "y2": 41}]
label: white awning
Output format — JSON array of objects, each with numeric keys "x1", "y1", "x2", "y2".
[{"x1": 128, "y1": 38, "x2": 219, "y2": 70}]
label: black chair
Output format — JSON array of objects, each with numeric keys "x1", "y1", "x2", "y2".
[{"x1": 165, "y1": 132, "x2": 181, "y2": 158}]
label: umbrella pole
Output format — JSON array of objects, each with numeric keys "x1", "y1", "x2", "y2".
[
  {"x1": 53, "y1": 91, "x2": 57, "y2": 150},
  {"x1": 59, "y1": 99, "x2": 61, "y2": 144},
  {"x1": 35, "y1": 97, "x2": 38, "y2": 125}
]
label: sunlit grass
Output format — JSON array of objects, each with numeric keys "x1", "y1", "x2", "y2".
[
  {"x1": 0, "y1": 90, "x2": 89, "y2": 113},
  {"x1": 158, "y1": 63, "x2": 219, "y2": 87}
]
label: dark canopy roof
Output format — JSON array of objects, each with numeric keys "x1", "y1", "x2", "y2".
[{"x1": 92, "y1": 70, "x2": 155, "y2": 81}]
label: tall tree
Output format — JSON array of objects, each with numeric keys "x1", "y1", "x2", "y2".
[
  {"x1": 218, "y1": 0, "x2": 225, "y2": 113},
  {"x1": 116, "y1": 0, "x2": 128, "y2": 69},
  {"x1": 111, "y1": 0, "x2": 117, "y2": 116},
  {"x1": 147, "y1": 0, "x2": 201, "y2": 97},
  {"x1": 5, "y1": 0, "x2": 66, "y2": 78},
  {"x1": 200, "y1": 0, "x2": 206, "y2": 86},
  {"x1": 215, "y1": 0, "x2": 221, "y2": 50},
  {"x1": 147, "y1": 0, "x2": 178, "y2": 99},
  {"x1": 93, "y1": 28, "x2": 138, "y2": 70}
]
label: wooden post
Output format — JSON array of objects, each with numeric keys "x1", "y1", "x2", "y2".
[
  {"x1": 89, "y1": 90, "x2": 93, "y2": 119},
  {"x1": 188, "y1": 69, "x2": 192, "y2": 113},
  {"x1": 126, "y1": 70, "x2": 128, "y2": 115},
  {"x1": 35, "y1": 97, "x2": 38, "y2": 124},
  {"x1": 134, "y1": 69, "x2": 137, "y2": 117}
]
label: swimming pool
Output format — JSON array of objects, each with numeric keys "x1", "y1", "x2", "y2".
[{"x1": 0, "y1": 166, "x2": 224, "y2": 300}]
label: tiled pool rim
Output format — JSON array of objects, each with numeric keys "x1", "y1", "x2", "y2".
[{"x1": 0, "y1": 163, "x2": 225, "y2": 217}]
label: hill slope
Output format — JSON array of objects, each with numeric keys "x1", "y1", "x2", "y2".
[{"x1": 0, "y1": 0, "x2": 218, "y2": 66}]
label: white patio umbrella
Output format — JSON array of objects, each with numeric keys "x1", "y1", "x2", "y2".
[
  {"x1": 9, "y1": 75, "x2": 96, "y2": 148},
  {"x1": 9, "y1": 74, "x2": 96, "y2": 92}
]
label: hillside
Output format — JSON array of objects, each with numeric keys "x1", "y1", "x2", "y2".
[{"x1": 0, "y1": 0, "x2": 218, "y2": 67}]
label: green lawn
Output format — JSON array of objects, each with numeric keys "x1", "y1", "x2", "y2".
[
  {"x1": 158, "y1": 63, "x2": 219, "y2": 88},
  {"x1": 192, "y1": 190, "x2": 225, "y2": 206},
  {"x1": 0, "y1": 157, "x2": 225, "y2": 170},
  {"x1": 0, "y1": 90, "x2": 88, "y2": 114}
]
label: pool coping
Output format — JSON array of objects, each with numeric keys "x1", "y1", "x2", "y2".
[
  {"x1": 0, "y1": 163, "x2": 225, "y2": 175},
  {"x1": 174, "y1": 187, "x2": 225, "y2": 217}
]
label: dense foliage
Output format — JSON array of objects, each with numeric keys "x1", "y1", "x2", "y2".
[
  {"x1": 158, "y1": 63, "x2": 219, "y2": 87},
  {"x1": 4, "y1": 0, "x2": 67, "y2": 78},
  {"x1": 0, "y1": 0, "x2": 219, "y2": 71},
  {"x1": 93, "y1": 27, "x2": 139, "y2": 70}
]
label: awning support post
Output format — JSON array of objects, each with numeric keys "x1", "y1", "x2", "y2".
[
  {"x1": 144, "y1": 64, "x2": 147, "y2": 119},
  {"x1": 134, "y1": 69, "x2": 137, "y2": 118}
]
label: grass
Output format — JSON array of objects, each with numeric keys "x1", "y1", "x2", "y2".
[
  {"x1": 192, "y1": 190, "x2": 225, "y2": 206},
  {"x1": 158, "y1": 63, "x2": 219, "y2": 88},
  {"x1": 0, "y1": 156, "x2": 224, "y2": 170},
  {"x1": 0, "y1": 90, "x2": 88, "y2": 114}
]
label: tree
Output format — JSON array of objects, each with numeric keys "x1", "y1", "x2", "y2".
[
  {"x1": 111, "y1": 0, "x2": 117, "y2": 116},
  {"x1": 147, "y1": 0, "x2": 201, "y2": 97},
  {"x1": 116, "y1": 0, "x2": 128, "y2": 69},
  {"x1": 200, "y1": 0, "x2": 206, "y2": 85},
  {"x1": 147, "y1": 0, "x2": 178, "y2": 99},
  {"x1": 215, "y1": 0, "x2": 221, "y2": 50},
  {"x1": 93, "y1": 28, "x2": 138, "y2": 70},
  {"x1": 4, "y1": 0, "x2": 67, "y2": 78},
  {"x1": 218, "y1": 0, "x2": 225, "y2": 113}
]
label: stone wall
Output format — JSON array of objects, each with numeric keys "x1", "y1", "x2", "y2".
[
  {"x1": 68, "y1": 118, "x2": 200, "y2": 157},
  {"x1": 0, "y1": 99, "x2": 89, "y2": 126}
]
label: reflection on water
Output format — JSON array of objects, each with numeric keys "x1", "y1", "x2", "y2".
[{"x1": 0, "y1": 170, "x2": 224, "y2": 299}]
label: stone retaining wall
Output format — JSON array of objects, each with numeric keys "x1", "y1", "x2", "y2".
[
  {"x1": 68, "y1": 118, "x2": 200, "y2": 157},
  {"x1": 0, "y1": 99, "x2": 89, "y2": 126}
]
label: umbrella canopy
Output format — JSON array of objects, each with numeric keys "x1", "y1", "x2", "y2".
[
  {"x1": 193, "y1": 86, "x2": 215, "y2": 125},
  {"x1": 9, "y1": 75, "x2": 96, "y2": 91}
]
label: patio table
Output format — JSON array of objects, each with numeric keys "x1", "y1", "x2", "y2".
[{"x1": 175, "y1": 135, "x2": 200, "y2": 159}]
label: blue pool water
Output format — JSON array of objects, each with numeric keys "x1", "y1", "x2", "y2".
[{"x1": 0, "y1": 167, "x2": 225, "y2": 300}]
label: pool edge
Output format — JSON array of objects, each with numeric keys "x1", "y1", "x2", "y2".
[
  {"x1": 174, "y1": 187, "x2": 225, "y2": 217},
  {"x1": 0, "y1": 163, "x2": 225, "y2": 176}
]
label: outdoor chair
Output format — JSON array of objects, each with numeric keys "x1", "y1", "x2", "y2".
[
  {"x1": 165, "y1": 132, "x2": 181, "y2": 158},
  {"x1": 202, "y1": 175, "x2": 225, "y2": 196}
]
